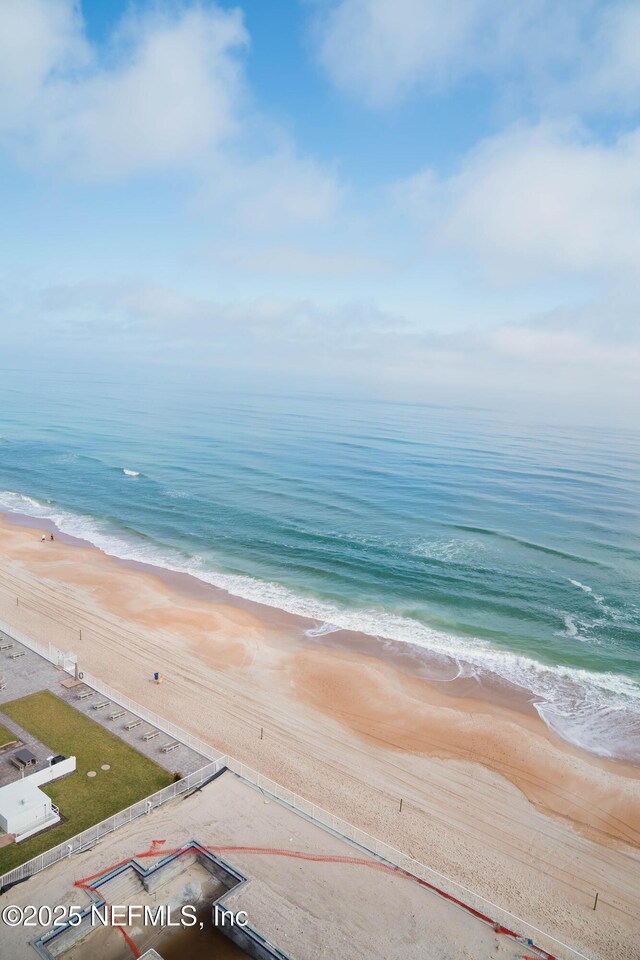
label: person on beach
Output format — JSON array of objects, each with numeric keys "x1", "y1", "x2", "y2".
[{"x1": 50, "y1": 533, "x2": 54, "y2": 541}]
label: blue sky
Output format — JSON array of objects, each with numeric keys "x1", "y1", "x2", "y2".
[{"x1": 1, "y1": 1, "x2": 639, "y2": 423}]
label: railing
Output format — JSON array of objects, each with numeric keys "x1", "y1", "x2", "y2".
[
  {"x1": 0, "y1": 616, "x2": 219, "y2": 762},
  {"x1": 76, "y1": 670, "x2": 220, "y2": 762},
  {"x1": 224, "y1": 758, "x2": 590, "y2": 960},
  {"x1": 0, "y1": 760, "x2": 224, "y2": 893},
  {"x1": 0, "y1": 618, "x2": 51, "y2": 664},
  {"x1": 0, "y1": 618, "x2": 593, "y2": 959}
]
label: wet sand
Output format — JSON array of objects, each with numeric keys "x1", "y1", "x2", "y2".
[{"x1": 0, "y1": 512, "x2": 639, "y2": 958}]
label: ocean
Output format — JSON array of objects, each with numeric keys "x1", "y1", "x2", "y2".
[{"x1": 0, "y1": 367, "x2": 639, "y2": 761}]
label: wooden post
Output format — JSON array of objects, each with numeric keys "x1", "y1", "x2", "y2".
[
  {"x1": 79, "y1": 629, "x2": 82, "y2": 642},
  {"x1": 399, "y1": 798, "x2": 403, "y2": 813},
  {"x1": 260, "y1": 727, "x2": 264, "y2": 740},
  {"x1": 593, "y1": 892, "x2": 599, "y2": 911}
]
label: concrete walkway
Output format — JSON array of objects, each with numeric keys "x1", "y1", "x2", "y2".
[{"x1": 0, "y1": 635, "x2": 209, "y2": 778}]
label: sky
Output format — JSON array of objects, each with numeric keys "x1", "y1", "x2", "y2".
[{"x1": 0, "y1": 0, "x2": 639, "y2": 424}]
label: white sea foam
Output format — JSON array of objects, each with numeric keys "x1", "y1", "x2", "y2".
[
  {"x1": 0, "y1": 491, "x2": 50, "y2": 516},
  {"x1": 534, "y1": 698, "x2": 639, "y2": 761},
  {"x1": 411, "y1": 537, "x2": 487, "y2": 563},
  {"x1": 304, "y1": 622, "x2": 342, "y2": 637},
  {"x1": 1, "y1": 489, "x2": 639, "y2": 761},
  {"x1": 557, "y1": 615, "x2": 601, "y2": 646},
  {"x1": 561, "y1": 615, "x2": 580, "y2": 639},
  {"x1": 569, "y1": 577, "x2": 612, "y2": 616},
  {"x1": 123, "y1": 469, "x2": 140, "y2": 477},
  {"x1": 569, "y1": 579, "x2": 592, "y2": 594}
]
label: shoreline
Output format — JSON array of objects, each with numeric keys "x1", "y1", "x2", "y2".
[
  {"x1": 1, "y1": 508, "x2": 627, "y2": 758},
  {"x1": 3, "y1": 508, "x2": 546, "y2": 721},
  {"x1": 1, "y1": 512, "x2": 640, "y2": 956},
  {"x1": 1, "y1": 510, "x2": 639, "y2": 828}
]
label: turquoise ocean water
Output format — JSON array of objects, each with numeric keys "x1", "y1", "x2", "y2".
[{"x1": 0, "y1": 368, "x2": 638, "y2": 761}]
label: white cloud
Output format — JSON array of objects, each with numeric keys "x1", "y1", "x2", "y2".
[
  {"x1": 0, "y1": 0, "x2": 89, "y2": 122},
  {"x1": 578, "y1": 2, "x2": 640, "y2": 112},
  {"x1": 53, "y1": 5, "x2": 248, "y2": 178},
  {"x1": 397, "y1": 123, "x2": 640, "y2": 282},
  {"x1": 313, "y1": 0, "x2": 490, "y2": 106},
  {"x1": 0, "y1": 1, "x2": 247, "y2": 177},
  {"x1": 202, "y1": 243, "x2": 395, "y2": 278},
  {"x1": 29, "y1": 280, "x2": 408, "y2": 346},
  {"x1": 1, "y1": 1, "x2": 637, "y2": 425},
  {"x1": 311, "y1": 0, "x2": 640, "y2": 112},
  {"x1": 0, "y1": 1, "x2": 340, "y2": 227},
  {"x1": 200, "y1": 148, "x2": 342, "y2": 229},
  {"x1": 0, "y1": 275, "x2": 635, "y2": 423}
]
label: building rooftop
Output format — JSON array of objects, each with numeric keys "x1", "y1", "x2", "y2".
[
  {"x1": 0, "y1": 776, "x2": 49, "y2": 816},
  {"x1": 12, "y1": 747, "x2": 37, "y2": 767},
  {"x1": 0, "y1": 769, "x2": 534, "y2": 960}
]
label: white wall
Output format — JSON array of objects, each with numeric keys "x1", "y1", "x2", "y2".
[
  {"x1": 0, "y1": 756, "x2": 74, "y2": 838},
  {"x1": 4, "y1": 796, "x2": 52, "y2": 836},
  {"x1": 29, "y1": 756, "x2": 76, "y2": 786},
  {"x1": 0, "y1": 783, "x2": 53, "y2": 835}
]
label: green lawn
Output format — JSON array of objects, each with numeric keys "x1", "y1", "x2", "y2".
[
  {"x1": 0, "y1": 690, "x2": 173, "y2": 873},
  {"x1": 0, "y1": 721, "x2": 18, "y2": 750}
]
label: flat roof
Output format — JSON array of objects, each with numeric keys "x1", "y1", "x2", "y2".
[
  {"x1": 1, "y1": 770, "x2": 530, "y2": 960},
  {"x1": 0, "y1": 777, "x2": 50, "y2": 817}
]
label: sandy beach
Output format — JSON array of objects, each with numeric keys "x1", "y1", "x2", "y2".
[{"x1": 0, "y1": 512, "x2": 639, "y2": 959}]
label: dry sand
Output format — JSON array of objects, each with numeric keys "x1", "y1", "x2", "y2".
[
  {"x1": 0, "y1": 514, "x2": 639, "y2": 959},
  {"x1": 0, "y1": 772, "x2": 536, "y2": 960}
]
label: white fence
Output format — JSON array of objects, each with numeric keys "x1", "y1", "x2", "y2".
[
  {"x1": 76, "y1": 671, "x2": 220, "y2": 762},
  {"x1": 0, "y1": 760, "x2": 224, "y2": 893},
  {"x1": 29, "y1": 756, "x2": 76, "y2": 787},
  {"x1": 0, "y1": 616, "x2": 219, "y2": 762},
  {"x1": 225, "y1": 758, "x2": 591, "y2": 960},
  {"x1": 0, "y1": 619, "x2": 592, "y2": 960}
]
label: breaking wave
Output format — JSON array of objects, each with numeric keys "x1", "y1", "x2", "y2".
[{"x1": 1, "y1": 489, "x2": 639, "y2": 762}]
